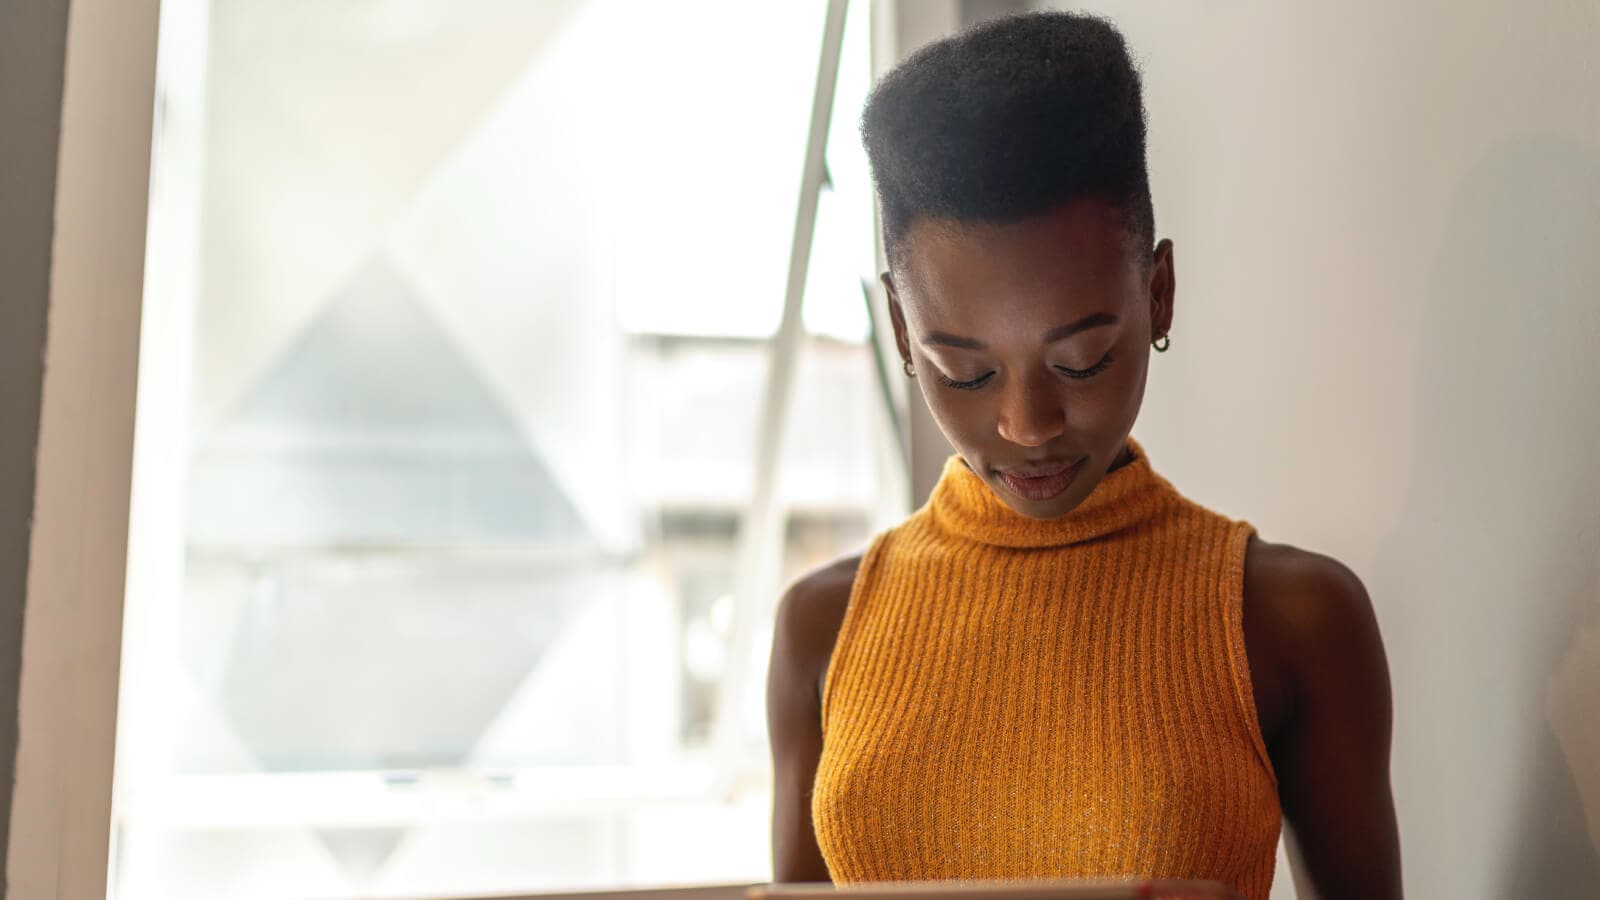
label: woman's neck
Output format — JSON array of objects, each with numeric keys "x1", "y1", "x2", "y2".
[{"x1": 1107, "y1": 440, "x2": 1136, "y2": 474}]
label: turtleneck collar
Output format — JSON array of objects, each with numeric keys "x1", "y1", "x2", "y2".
[{"x1": 927, "y1": 436, "x2": 1180, "y2": 549}]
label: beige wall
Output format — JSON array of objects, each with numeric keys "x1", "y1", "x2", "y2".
[
  {"x1": 0, "y1": 0, "x2": 72, "y2": 888},
  {"x1": 4, "y1": 0, "x2": 159, "y2": 895},
  {"x1": 1035, "y1": 1, "x2": 1600, "y2": 896}
]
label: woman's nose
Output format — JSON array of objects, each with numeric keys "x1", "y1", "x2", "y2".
[{"x1": 994, "y1": 372, "x2": 1065, "y2": 447}]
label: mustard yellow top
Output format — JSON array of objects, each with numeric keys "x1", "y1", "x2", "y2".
[{"x1": 812, "y1": 437, "x2": 1280, "y2": 899}]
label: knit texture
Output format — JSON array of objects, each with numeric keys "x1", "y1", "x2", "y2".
[{"x1": 812, "y1": 437, "x2": 1280, "y2": 898}]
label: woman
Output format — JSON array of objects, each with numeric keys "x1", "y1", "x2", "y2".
[{"x1": 765, "y1": 11, "x2": 1402, "y2": 900}]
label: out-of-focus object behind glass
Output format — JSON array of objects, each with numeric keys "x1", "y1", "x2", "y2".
[{"x1": 113, "y1": 0, "x2": 901, "y2": 897}]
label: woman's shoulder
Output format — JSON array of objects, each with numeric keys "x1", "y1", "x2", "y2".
[
  {"x1": 1241, "y1": 536, "x2": 1375, "y2": 644},
  {"x1": 773, "y1": 550, "x2": 863, "y2": 702},
  {"x1": 778, "y1": 551, "x2": 861, "y2": 624},
  {"x1": 1239, "y1": 535, "x2": 1383, "y2": 741}
]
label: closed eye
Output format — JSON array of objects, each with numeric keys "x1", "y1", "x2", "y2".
[
  {"x1": 934, "y1": 352, "x2": 1115, "y2": 391},
  {"x1": 1058, "y1": 352, "x2": 1115, "y2": 379},
  {"x1": 934, "y1": 371, "x2": 993, "y2": 391}
]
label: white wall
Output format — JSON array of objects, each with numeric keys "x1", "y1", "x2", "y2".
[{"x1": 1036, "y1": 1, "x2": 1600, "y2": 897}]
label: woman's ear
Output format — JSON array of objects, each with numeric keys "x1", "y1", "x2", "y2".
[
  {"x1": 1149, "y1": 238, "x2": 1176, "y2": 340},
  {"x1": 883, "y1": 272, "x2": 913, "y2": 364}
]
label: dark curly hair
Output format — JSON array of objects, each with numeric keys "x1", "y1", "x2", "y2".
[{"x1": 860, "y1": 11, "x2": 1154, "y2": 273}]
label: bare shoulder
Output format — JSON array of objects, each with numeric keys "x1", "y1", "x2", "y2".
[
  {"x1": 1241, "y1": 538, "x2": 1401, "y2": 897},
  {"x1": 773, "y1": 552, "x2": 862, "y2": 703},
  {"x1": 1241, "y1": 536, "x2": 1389, "y2": 737},
  {"x1": 1242, "y1": 536, "x2": 1378, "y2": 643}
]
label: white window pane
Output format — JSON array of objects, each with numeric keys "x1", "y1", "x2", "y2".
[{"x1": 121, "y1": 0, "x2": 897, "y2": 897}]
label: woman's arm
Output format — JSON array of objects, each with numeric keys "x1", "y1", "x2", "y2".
[
  {"x1": 766, "y1": 557, "x2": 857, "y2": 882},
  {"x1": 1257, "y1": 549, "x2": 1403, "y2": 899}
]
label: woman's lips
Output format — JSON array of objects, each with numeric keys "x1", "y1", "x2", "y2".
[{"x1": 996, "y1": 457, "x2": 1085, "y2": 501}]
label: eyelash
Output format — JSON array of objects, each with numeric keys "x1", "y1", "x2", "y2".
[{"x1": 934, "y1": 353, "x2": 1115, "y2": 391}]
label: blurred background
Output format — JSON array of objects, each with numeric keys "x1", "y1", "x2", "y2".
[
  {"x1": 112, "y1": 0, "x2": 904, "y2": 897},
  {"x1": 1, "y1": 1, "x2": 1596, "y2": 899}
]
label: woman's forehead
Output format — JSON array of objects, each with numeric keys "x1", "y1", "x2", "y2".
[{"x1": 895, "y1": 199, "x2": 1140, "y2": 325}]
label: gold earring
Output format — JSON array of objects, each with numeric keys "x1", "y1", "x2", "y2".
[
  {"x1": 903, "y1": 358, "x2": 916, "y2": 377},
  {"x1": 1152, "y1": 334, "x2": 1170, "y2": 353}
]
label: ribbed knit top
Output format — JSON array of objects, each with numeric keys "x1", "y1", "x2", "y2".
[{"x1": 812, "y1": 437, "x2": 1280, "y2": 899}]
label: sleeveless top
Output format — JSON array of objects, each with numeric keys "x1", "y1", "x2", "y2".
[{"x1": 811, "y1": 437, "x2": 1281, "y2": 899}]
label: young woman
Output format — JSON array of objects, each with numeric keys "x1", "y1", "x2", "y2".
[{"x1": 765, "y1": 12, "x2": 1401, "y2": 900}]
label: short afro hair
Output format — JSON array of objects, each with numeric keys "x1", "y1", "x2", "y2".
[{"x1": 860, "y1": 11, "x2": 1155, "y2": 272}]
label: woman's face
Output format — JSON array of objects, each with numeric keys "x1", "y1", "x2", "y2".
[{"x1": 886, "y1": 196, "x2": 1175, "y2": 520}]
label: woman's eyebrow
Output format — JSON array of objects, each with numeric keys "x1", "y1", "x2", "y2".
[{"x1": 920, "y1": 312, "x2": 1120, "y2": 349}]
